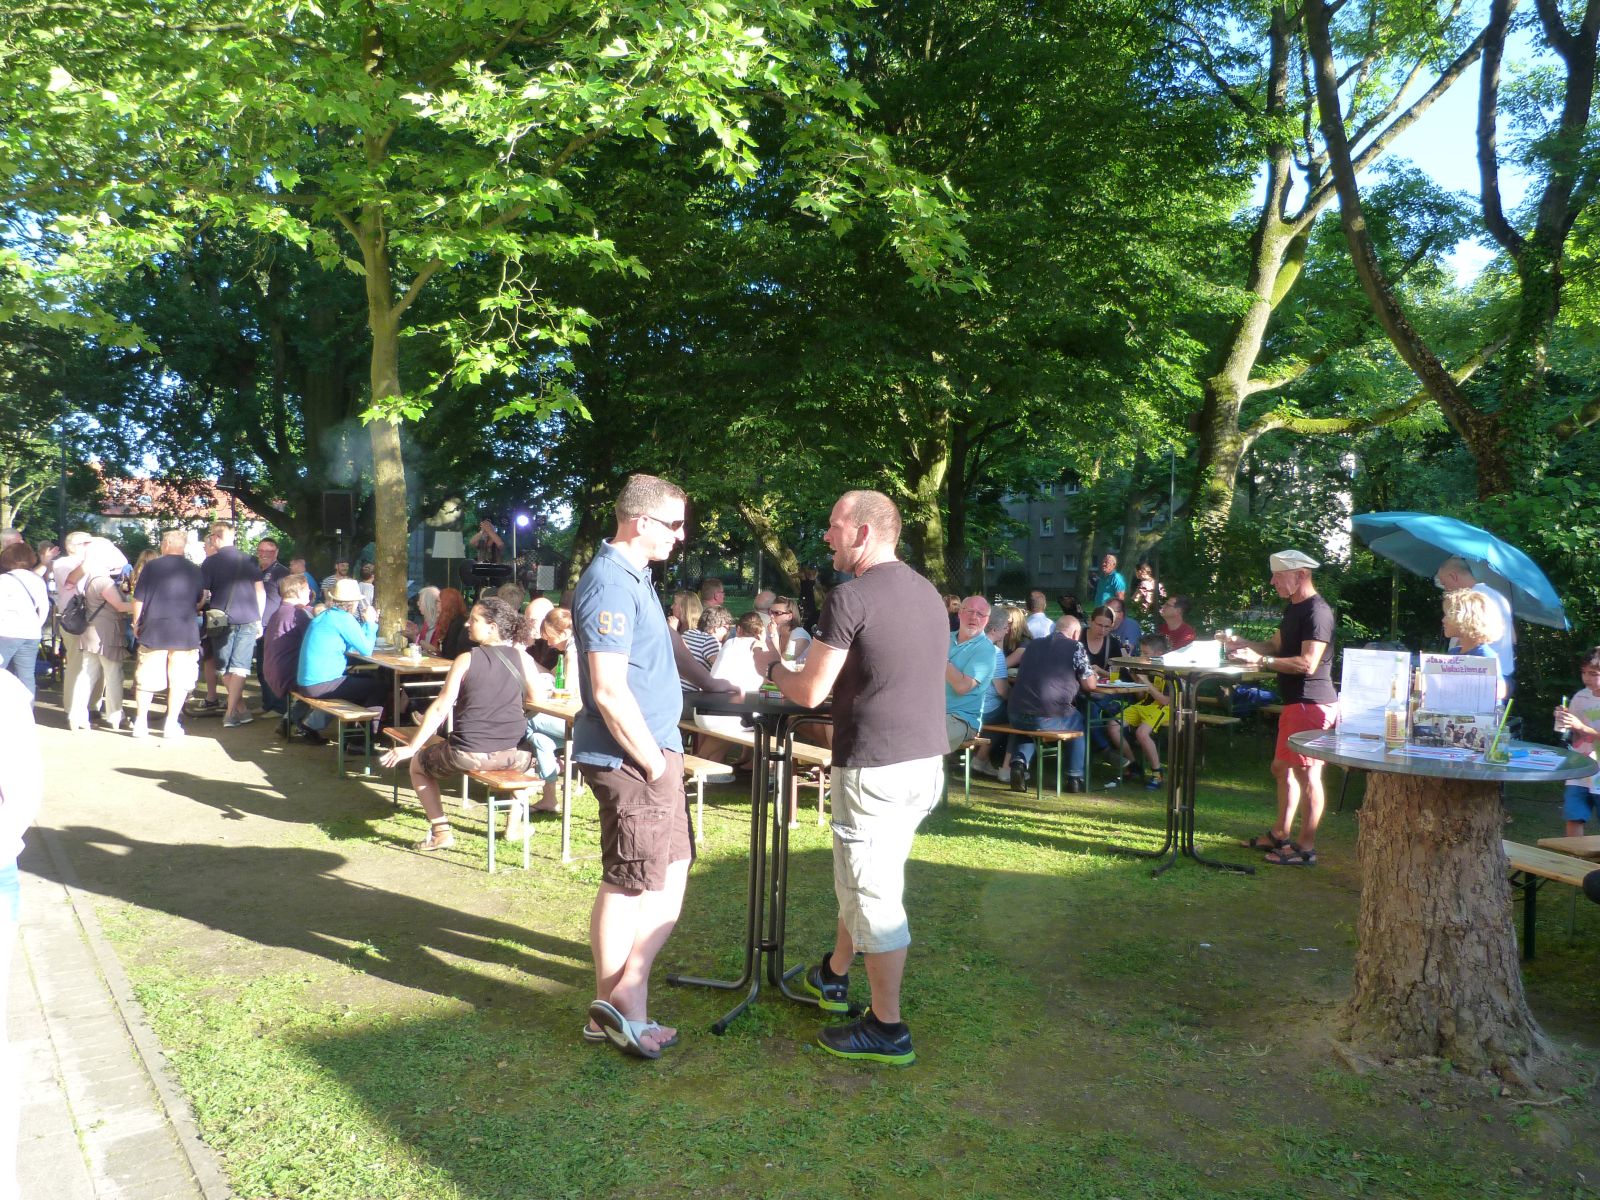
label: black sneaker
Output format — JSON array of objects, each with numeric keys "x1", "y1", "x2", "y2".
[
  {"x1": 802, "y1": 960, "x2": 850, "y2": 1013},
  {"x1": 817, "y1": 1012, "x2": 915, "y2": 1065},
  {"x1": 1009, "y1": 759, "x2": 1027, "y2": 793}
]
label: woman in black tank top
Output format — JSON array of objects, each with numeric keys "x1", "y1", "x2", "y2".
[{"x1": 381, "y1": 597, "x2": 541, "y2": 852}]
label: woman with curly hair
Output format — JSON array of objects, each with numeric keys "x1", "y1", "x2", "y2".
[
  {"x1": 436, "y1": 587, "x2": 471, "y2": 659},
  {"x1": 382, "y1": 597, "x2": 541, "y2": 851}
]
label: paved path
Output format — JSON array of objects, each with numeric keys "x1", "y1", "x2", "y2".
[{"x1": 11, "y1": 831, "x2": 228, "y2": 1200}]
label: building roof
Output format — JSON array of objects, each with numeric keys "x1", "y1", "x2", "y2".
[{"x1": 95, "y1": 469, "x2": 276, "y2": 525}]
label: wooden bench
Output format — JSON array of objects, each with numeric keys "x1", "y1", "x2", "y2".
[
  {"x1": 291, "y1": 693, "x2": 383, "y2": 776},
  {"x1": 465, "y1": 767, "x2": 541, "y2": 873},
  {"x1": 683, "y1": 753, "x2": 736, "y2": 844},
  {"x1": 945, "y1": 737, "x2": 991, "y2": 804},
  {"x1": 681, "y1": 722, "x2": 833, "y2": 825},
  {"x1": 981, "y1": 723, "x2": 1084, "y2": 799},
  {"x1": 1504, "y1": 839, "x2": 1597, "y2": 959}
]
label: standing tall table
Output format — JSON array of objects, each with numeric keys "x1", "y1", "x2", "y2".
[
  {"x1": 668, "y1": 691, "x2": 836, "y2": 1033},
  {"x1": 1289, "y1": 732, "x2": 1592, "y2": 1078},
  {"x1": 1111, "y1": 658, "x2": 1263, "y2": 875}
]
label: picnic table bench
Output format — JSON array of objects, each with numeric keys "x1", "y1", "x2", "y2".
[
  {"x1": 681, "y1": 722, "x2": 832, "y2": 825},
  {"x1": 1504, "y1": 839, "x2": 1598, "y2": 959},
  {"x1": 981, "y1": 723, "x2": 1083, "y2": 799},
  {"x1": 291, "y1": 693, "x2": 382, "y2": 777}
]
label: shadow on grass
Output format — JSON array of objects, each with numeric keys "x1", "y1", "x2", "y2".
[{"x1": 44, "y1": 825, "x2": 590, "y2": 1009}]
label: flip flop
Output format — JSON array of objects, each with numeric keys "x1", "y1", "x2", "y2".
[
  {"x1": 581, "y1": 1023, "x2": 607, "y2": 1044},
  {"x1": 638, "y1": 1020, "x2": 679, "y2": 1051},
  {"x1": 587, "y1": 999, "x2": 660, "y2": 1059}
]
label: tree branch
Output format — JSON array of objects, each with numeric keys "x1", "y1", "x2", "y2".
[
  {"x1": 1293, "y1": 24, "x2": 1488, "y2": 233},
  {"x1": 1478, "y1": 0, "x2": 1524, "y2": 257}
]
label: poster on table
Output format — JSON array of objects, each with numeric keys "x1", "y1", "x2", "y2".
[
  {"x1": 1337, "y1": 648, "x2": 1412, "y2": 739},
  {"x1": 1411, "y1": 652, "x2": 1499, "y2": 751}
]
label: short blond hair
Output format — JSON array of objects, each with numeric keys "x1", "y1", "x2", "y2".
[
  {"x1": 616, "y1": 473, "x2": 686, "y2": 521},
  {"x1": 839, "y1": 489, "x2": 901, "y2": 544},
  {"x1": 1443, "y1": 588, "x2": 1503, "y2": 646},
  {"x1": 278, "y1": 573, "x2": 311, "y2": 601}
]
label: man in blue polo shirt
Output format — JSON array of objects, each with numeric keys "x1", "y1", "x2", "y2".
[
  {"x1": 945, "y1": 595, "x2": 996, "y2": 751},
  {"x1": 574, "y1": 473, "x2": 695, "y2": 1061}
]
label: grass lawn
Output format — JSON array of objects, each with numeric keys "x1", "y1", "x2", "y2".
[{"x1": 54, "y1": 718, "x2": 1600, "y2": 1200}]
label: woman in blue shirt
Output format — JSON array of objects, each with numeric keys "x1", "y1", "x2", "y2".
[{"x1": 295, "y1": 578, "x2": 386, "y2": 725}]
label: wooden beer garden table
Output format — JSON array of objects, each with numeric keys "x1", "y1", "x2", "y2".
[
  {"x1": 525, "y1": 693, "x2": 581, "y2": 863},
  {"x1": 1288, "y1": 731, "x2": 1592, "y2": 1081},
  {"x1": 348, "y1": 648, "x2": 454, "y2": 728}
]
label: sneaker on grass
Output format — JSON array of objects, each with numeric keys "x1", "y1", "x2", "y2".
[
  {"x1": 802, "y1": 957, "x2": 849, "y2": 1013},
  {"x1": 817, "y1": 1012, "x2": 915, "y2": 1065}
]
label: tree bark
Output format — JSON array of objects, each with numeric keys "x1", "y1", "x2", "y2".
[
  {"x1": 1339, "y1": 772, "x2": 1548, "y2": 1081},
  {"x1": 736, "y1": 501, "x2": 800, "y2": 595}
]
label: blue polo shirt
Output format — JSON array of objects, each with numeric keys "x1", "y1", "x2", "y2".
[
  {"x1": 947, "y1": 631, "x2": 998, "y2": 730},
  {"x1": 572, "y1": 539, "x2": 683, "y2": 768}
]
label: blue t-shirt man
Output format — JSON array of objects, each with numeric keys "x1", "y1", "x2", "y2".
[
  {"x1": 1092, "y1": 565, "x2": 1127, "y2": 608},
  {"x1": 947, "y1": 630, "x2": 998, "y2": 732},
  {"x1": 572, "y1": 539, "x2": 683, "y2": 768}
]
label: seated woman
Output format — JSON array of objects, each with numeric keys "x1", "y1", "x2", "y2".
[
  {"x1": 691, "y1": 612, "x2": 767, "y2": 764},
  {"x1": 408, "y1": 585, "x2": 441, "y2": 651},
  {"x1": 436, "y1": 587, "x2": 471, "y2": 659},
  {"x1": 1082, "y1": 605, "x2": 1134, "y2": 775},
  {"x1": 382, "y1": 597, "x2": 541, "y2": 852},
  {"x1": 293, "y1": 578, "x2": 385, "y2": 736},
  {"x1": 522, "y1": 606, "x2": 580, "y2": 812},
  {"x1": 766, "y1": 597, "x2": 811, "y2": 664}
]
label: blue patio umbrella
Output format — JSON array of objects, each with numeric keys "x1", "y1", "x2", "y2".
[{"x1": 1350, "y1": 511, "x2": 1569, "y2": 630}]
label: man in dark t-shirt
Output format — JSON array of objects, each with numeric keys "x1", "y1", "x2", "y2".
[
  {"x1": 130, "y1": 529, "x2": 205, "y2": 739},
  {"x1": 1006, "y1": 615, "x2": 1098, "y2": 793},
  {"x1": 1224, "y1": 550, "x2": 1337, "y2": 867},
  {"x1": 200, "y1": 522, "x2": 266, "y2": 728},
  {"x1": 754, "y1": 489, "x2": 945, "y2": 1066}
]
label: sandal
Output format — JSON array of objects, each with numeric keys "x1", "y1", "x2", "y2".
[
  {"x1": 1239, "y1": 830, "x2": 1290, "y2": 852},
  {"x1": 1264, "y1": 843, "x2": 1317, "y2": 867},
  {"x1": 415, "y1": 819, "x2": 454, "y2": 853}
]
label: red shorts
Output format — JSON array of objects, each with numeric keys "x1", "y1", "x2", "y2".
[{"x1": 1275, "y1": 702, "x2": 1338, "y2": 767}]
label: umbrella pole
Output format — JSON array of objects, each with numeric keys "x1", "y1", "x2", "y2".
[{"x1": 1390, "y1": 565, "x2": 1400, "y2": 642}]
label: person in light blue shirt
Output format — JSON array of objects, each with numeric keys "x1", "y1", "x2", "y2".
[
  {"x1": 1092, "y1": 552, "x2": 1127, "y2": 607},
  {"x1": 946, "y1": 596, "x2": 998, "y2": 751},
  {"x1": 293, "y1": 577, "x2": 384, "y2": 725}
]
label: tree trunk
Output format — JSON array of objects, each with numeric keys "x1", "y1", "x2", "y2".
[
  {"x1": 736, "y1": 501, "x2": 799, "y2": 594},
  {"x1": 1339, "y1": 772, "x2": 1548, "y2": 1081},
  {"x1": 943, "y1": 422, "x2": 972, "y2": 592},
  {"x1": 898, "y1": 435, "x2": 951, "y2": 591},
  {"x1": 367, "y1": 324, "x2": 409, "y2": 644}
]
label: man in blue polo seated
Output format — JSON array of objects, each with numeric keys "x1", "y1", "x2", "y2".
[
  {"x1": 1004, "y1": 615, "x2": 1100, "y2": 794},
  {"x1": 944, "y1": 595, "x2": 997, "y2": 753}
]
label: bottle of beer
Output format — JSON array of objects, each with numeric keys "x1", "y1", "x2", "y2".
[
  {"x1": 1384, "y1": 678, "x2": 1407, "y2": 749},
  {"x1": 553, "y1": 653, "x2": 565, "y2": 692}
]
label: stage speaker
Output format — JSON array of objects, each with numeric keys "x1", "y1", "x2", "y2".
[{"x1": 321, "y1": 491, "x2": 355, "y2": 533}]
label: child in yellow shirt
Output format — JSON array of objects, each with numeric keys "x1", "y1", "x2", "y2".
[{"x1": 1124, "y1": 633, "x2": 1172, "y2": 790}]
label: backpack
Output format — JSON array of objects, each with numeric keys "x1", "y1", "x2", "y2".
[{"x1": 59, "y1": 589, "x2": 107, "y2": 636}]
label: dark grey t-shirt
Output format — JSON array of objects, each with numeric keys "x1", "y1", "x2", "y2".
[
  {"x1": 815, "y1": 560, "x2": 948, "y2": 768},
  {"x1": 1277, "y1": 593, "x2": 1337, "y2": 705},
  {"x1": 201, "y1": 546, "x2": 264, "y2": 625},
  {"x1": 134, "y1": 555, "x2": 205, "y2": 650}
]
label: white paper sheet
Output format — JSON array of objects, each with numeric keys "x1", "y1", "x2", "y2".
[
  {"x1": 1338, "y1": 648, "x2": 1412, "y2": 738},
  {"x1": 1419, "y1": 652, "x2": 1498, "y2": 714}
]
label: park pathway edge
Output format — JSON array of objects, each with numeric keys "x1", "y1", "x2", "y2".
[{"x1": 13, "y1": 827, "x2": 231, "y2": 1200}]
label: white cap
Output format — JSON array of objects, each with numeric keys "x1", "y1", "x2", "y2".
[{"x1": 1269, "y1": 549, "x2": 1320, "y2": 573}]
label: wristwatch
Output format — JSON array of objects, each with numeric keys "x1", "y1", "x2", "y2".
[{"x1": 1264, "y1": 655, "x2": 1274, "y2": 669}]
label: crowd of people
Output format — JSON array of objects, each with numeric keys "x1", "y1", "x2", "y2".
[{"x1": 0, "y1": 498, "x2": 1570, "y2": 1075}]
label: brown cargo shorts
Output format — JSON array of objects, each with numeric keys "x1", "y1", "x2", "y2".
[{"x1": 580, "y1": 749, "x2": 691, "y2": 892}]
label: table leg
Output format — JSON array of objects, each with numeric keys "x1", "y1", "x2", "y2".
[
  {"x1": 560, "y1": 723, "x2": 574, "y2": 864},
  {"x1": 668, "y1": 722, "x2": 769, "y2": 1030}
]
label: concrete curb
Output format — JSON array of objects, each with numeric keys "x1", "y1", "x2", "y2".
[{"x1": 30, "y1": 826, "x2": 232, "y2": 1200}]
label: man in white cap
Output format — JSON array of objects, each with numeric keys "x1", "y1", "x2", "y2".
[{"x1": 1222, "y1": 550, "x2": 1337, "y2": 867}]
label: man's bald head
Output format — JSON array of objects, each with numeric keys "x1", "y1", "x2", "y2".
[{"x1": 1055, "y1": 615, "x2": 1081, "y2": 638}]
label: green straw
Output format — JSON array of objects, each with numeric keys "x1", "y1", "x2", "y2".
[{"x1": 1487, "y1": 698, "x2": 1514, "y2": 760}]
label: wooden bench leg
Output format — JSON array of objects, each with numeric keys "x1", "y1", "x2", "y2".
[{"x1": 694, "y1": 775, "x2": 704, "y2": 846}]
